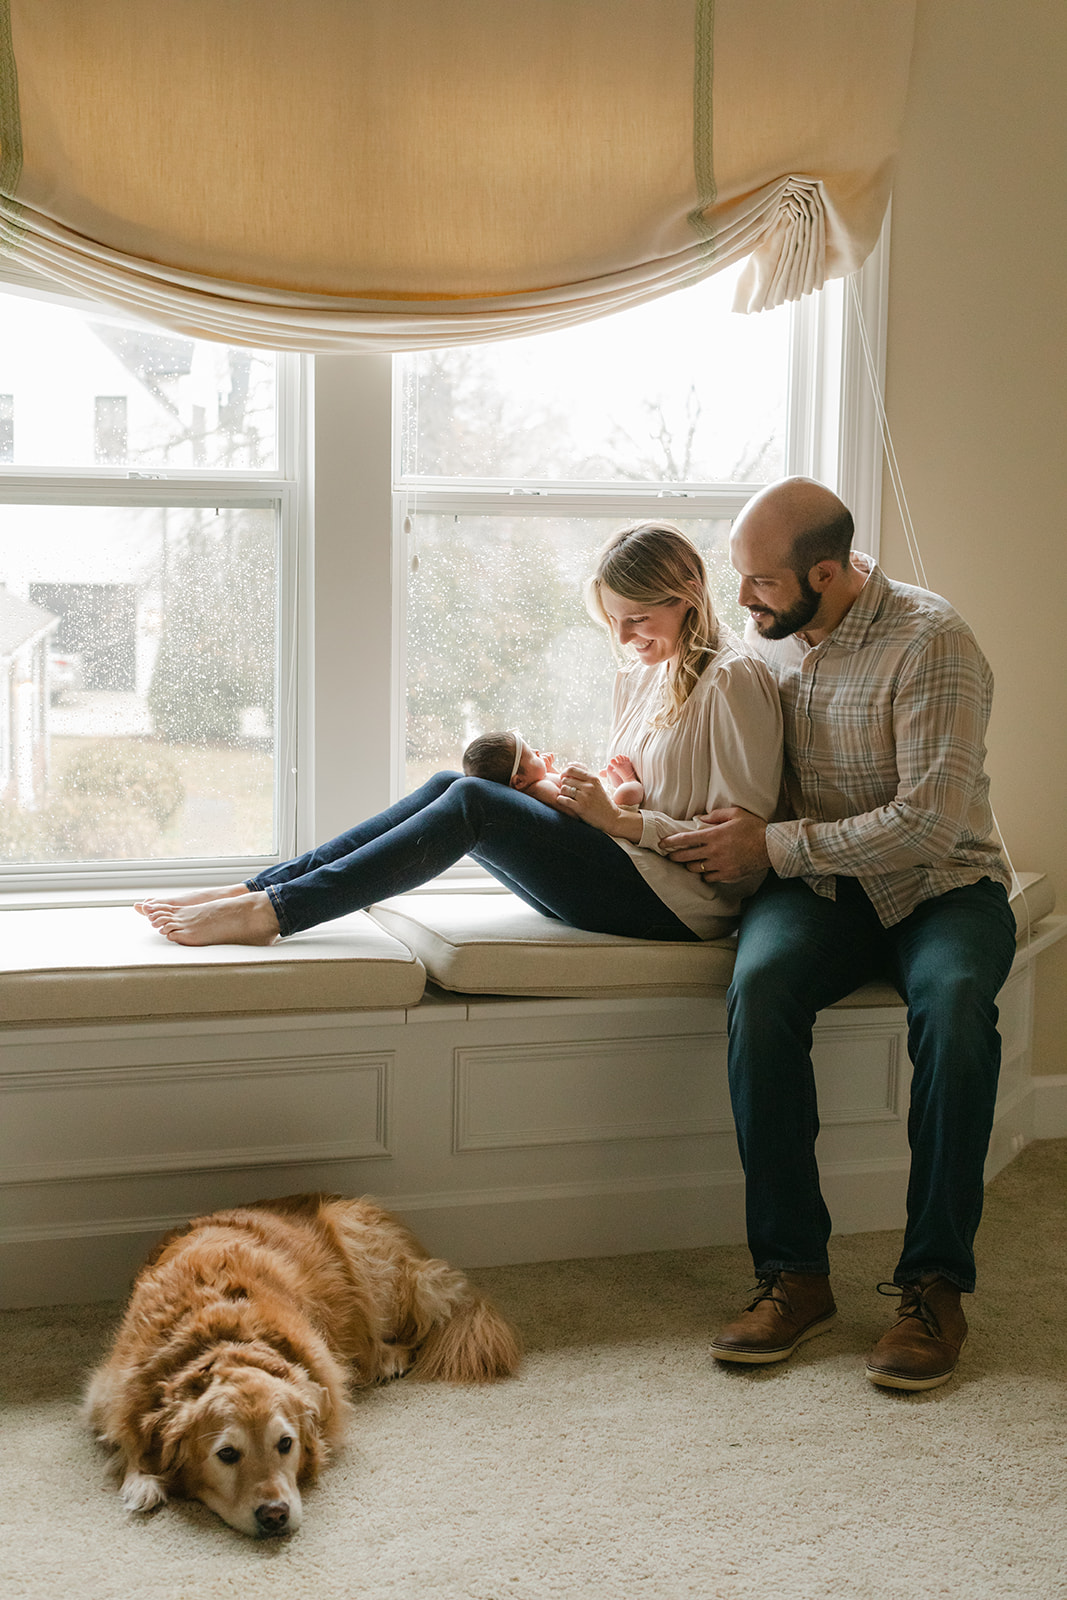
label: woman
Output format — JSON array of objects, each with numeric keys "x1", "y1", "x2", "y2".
[{"x1": 140, "y1": 523, "x2": 782, "y2": 947}]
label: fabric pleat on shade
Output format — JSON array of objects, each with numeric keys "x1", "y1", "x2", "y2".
[{"x1": 0, "y1": 0, "x2": 914, "y2": 350}]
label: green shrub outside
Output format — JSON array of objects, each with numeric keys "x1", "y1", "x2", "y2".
[{"x1": 0, "y1": 740, "x2": 184, "y2": 862}]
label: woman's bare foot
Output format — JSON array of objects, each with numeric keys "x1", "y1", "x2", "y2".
[
  {"x1": 151, "y1": 891, "x2": 281, "y2": 947},
  {"x1": 135, "y1": 883, "x2": 249, "y2": 918}
]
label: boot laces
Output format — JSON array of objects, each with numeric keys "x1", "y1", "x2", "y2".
[
  {"x1": 876, "y1": 1279, "x2": 942, "y2": 1339},
  {"x1": 745, "y1": 1274, "x2": 791, "y2": 1316}
]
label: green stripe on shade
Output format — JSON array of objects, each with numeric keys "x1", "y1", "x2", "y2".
[
  {"x1": 687, "y1": 0, "x2": 715, "y2": 250},
  {"x1": 0, "y1": 0, "x2": 24, "y2": 250}
]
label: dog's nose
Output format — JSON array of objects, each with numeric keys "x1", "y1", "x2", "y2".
[{"x1": 254, "y1": 1500, "x2": 290, "y2": 1534}]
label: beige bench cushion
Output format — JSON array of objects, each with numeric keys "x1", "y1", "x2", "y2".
[
  {"x1": 0, "y1": 906, "x2": 426, "y2": 1024},
  {"x1": 371, "y1": 871, "x2": 1055, "y2": 1002},
  {"x1": 371, "y1": 893, "x2": 739, "y2": 998}
]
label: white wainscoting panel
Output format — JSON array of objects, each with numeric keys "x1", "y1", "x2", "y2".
[
  {"x1": 806, "y1": 1024, "x2": 902, "y2": 1125},
  {"x1": 1, "y1": 1051, "x2": 392, "y2": 1184},
  {"x1": 453, "y1": 1032, "x2": 731, "y2": 1152}
]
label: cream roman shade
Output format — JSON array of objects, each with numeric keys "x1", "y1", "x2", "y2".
[{"x1": 0, "y1": 0, "x2": 914, "y2": 349}]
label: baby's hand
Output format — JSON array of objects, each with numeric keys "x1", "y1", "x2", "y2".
[
  {"x1": 538, "y1": 751, "x2": 558, "y2": 774},
  {"x1": 603, "y1": 755, "x2": 638, "y2": 792}
]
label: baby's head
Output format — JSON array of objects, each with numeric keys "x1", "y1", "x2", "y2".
[{"x1": 462, "y1": 730, "x2": 547, "y2": 792}]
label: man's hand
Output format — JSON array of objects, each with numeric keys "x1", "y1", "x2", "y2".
[{"x1": 661, "y1": 807, "x2": 770, "y2": 882}]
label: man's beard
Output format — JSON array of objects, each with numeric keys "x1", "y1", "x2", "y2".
[{"x1": 749, "y1": 572, "x2": 821, "y2": 639}]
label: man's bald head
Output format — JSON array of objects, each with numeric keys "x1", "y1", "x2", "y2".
[
  {"x1": 731, "y1": 479, "x2": 863, "y2": 643},
  {"x1": 733, "y1": 477, "x2": 854, "y2": 578}
]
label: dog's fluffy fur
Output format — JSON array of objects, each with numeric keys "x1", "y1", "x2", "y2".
[{"x1": 84, "y1": 1193, "x2": 521, "y2": 1537}]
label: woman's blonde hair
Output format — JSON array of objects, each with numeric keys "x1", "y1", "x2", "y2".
[{"x1": 585, "y1": 522, "x2": 721, "y2": 725}]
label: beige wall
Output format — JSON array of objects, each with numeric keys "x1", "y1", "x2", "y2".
[{"x1": 880, "y1": 0, "x2": 1067, "y2": 1073}]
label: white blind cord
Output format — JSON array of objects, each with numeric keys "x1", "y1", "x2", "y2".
[
  {"x1": 846, "y1": 274, "x2": 1029, "y2": 951},
  {"x1": 406, "y1": 356, "x2": 420, "y2": 573},
  {"x1": 847, "y1": 275, "x2": 928, "y2": 592}
]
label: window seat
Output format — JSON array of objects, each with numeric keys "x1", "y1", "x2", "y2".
[
  {"x1": 1, "y1": 873, "x2": 1061, "y2": 1311},
  {"x1": 0, "y1": 907, "x2": 427, "y2": 1025},
  {"x1": 0, "y1": 872, "x2": 1056, "y2": 1026},
  {"x1": 368, "y1": 870, "x2": 1056, "y2": 1004}
]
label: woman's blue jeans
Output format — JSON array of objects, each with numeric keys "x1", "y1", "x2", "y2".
[
  {"x1": 726, "y1": 872, "x2": 1018, "y2": 1292},
  {"x1": 248, "y1": 772, "x2": 696, "y2": 943}
]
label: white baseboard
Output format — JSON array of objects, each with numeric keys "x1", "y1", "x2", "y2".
[{"x1": 0, "y1": 1159, "x2": 914, "y2": 1309}]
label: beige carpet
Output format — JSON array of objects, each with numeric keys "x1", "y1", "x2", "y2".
[{"x1": 3, "y1": 1140, "x2": 1066, "y2": 1600}]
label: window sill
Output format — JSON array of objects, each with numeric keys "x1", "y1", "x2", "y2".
[{"x1": 0, "y1": 868, "x2": 512, "y2": 913}]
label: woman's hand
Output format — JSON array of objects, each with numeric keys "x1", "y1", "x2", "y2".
[{"x1": 554, "y1": 764, "x2": 643, "y2": 841}]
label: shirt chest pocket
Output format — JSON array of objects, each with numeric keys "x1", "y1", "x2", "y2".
[{"x1": 820, "y1": 685, "x2": 896, "y2": 769}]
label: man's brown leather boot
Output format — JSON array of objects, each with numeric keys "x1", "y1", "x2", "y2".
[
  {"x1": 710, "y1": 1271, "x2": 836, "y2": 1365},
  {"x1": 865, "y1": 1274, "x2": 968, "y2": 1391}
]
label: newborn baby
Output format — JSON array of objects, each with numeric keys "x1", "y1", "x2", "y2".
[{"x1": 461, "y1": 730, "x2": 644, "y2": 809}]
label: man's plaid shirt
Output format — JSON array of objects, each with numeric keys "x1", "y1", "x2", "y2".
[{"x1": 749, "y1": 557, "x2": 1010, "y2": 928}]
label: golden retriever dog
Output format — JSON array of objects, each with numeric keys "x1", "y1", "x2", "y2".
[{"x1": 84, "y1": 1193, "x2": 521, "y2": 1538}]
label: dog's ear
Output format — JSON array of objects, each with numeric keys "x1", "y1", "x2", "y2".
[
  {"x1": 101, "y1": 1369, "x2": 176, "y2": 1476},
  {"x1": 110, "y1": 1350, "x2": 242, "y2": 1489},
  {"x1": 155, "y1": 1396, "x2": 202, "y2": 1481},
  {"x1": 142, "y1": 1364, "x2": 216, "y2": 1484},
  {"x1": 119, "y1": 1401, "x2": 178, "y2": 1484},
  {"x1": 294, "y1": 1377, "x2": 332, "y2": 1485}
]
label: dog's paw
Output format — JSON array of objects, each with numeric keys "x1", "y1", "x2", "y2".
[
  {"x1": 377, "y1": 1344, "x2": 415, "y2": 1382},
  {"x1": 121, "y1": 1471, "x2": 168, "y2": 1513}
]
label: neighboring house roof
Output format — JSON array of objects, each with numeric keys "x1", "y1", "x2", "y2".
[
  {"x1": 0, "y1": 589, "x2": 59, "y2": 656},
  {"x1": 89, "y1": 322, "x2": 195, "y2": 417}
]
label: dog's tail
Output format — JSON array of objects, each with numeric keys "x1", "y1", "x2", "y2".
[{"x1": 410, "y1": 1263, "x2": 522, "y2": 1382}]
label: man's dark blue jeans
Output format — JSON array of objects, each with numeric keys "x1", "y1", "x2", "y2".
[
  {"x1": 248, "y1": 771, "x2": 696, "y2": 943},
  {"x1": 726, "y1": 871, "x2": 1018, "y2": 1292}
]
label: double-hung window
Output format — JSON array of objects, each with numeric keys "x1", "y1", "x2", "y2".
[
  {"x1": 0, "y1": 283, "x2": 300, "y2": 893},
  {"x1": 0, "y1": 230, "x2": 886, "y2": 897},
  {"x1": 391, "y1": 240, "x2": 887, "y2": 815}
]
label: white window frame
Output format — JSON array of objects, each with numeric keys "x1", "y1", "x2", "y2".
[
  {"x1": 0, "y1": 277, "x2": 305, "y2": 898},
  {"x1": 381, "y1": 225, "x2": 890, "y2": 811},
  {"x1": 0, "y1": 222, "x2": 888, "y2": 900}
]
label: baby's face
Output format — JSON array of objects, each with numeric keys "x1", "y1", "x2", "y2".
[{"x1": 511, "y1": 742, "x2": 548, "y2": 791}]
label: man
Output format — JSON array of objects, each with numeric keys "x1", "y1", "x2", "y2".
[{"x1": 663, "y1": 477, "x2": 1017, "y2": 1390}]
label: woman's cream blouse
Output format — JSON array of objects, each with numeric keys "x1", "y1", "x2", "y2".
[{"x1": 606, "y1": 632, "x2": 783, "y2": 938}]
